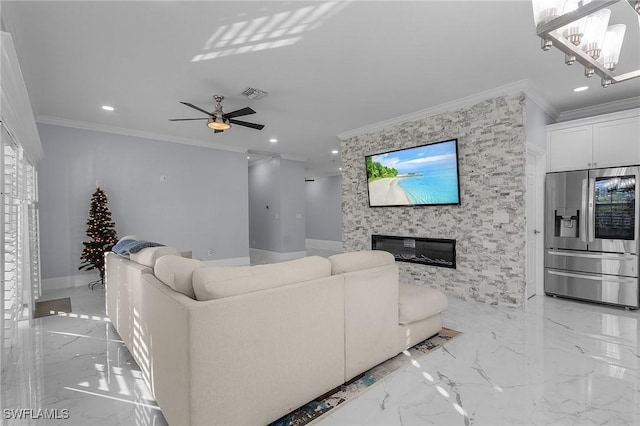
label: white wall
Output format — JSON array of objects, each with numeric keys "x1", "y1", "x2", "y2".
[
  {"x1": 37, "y1": 123, "x2": 249, "y2": 285},
  {"x1": 526, "y1": 97, "x2": 555, "y2": 151}
]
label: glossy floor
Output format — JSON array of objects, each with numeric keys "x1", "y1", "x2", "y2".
[{"x1": 1, "y1": 286, "x2": 638, "y2": 426}]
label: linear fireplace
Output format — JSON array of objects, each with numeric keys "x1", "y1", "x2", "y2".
[{"x1": 372, "y1": 234, "x2": 456, "y2": 269}]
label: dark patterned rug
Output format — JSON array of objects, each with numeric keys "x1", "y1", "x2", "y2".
[
  {"x1": 34, "y1": 297, "x2": 72, "y2": 318},
  {"x1": 271, "y1": 327, "x2": 461, "y2": 426}
]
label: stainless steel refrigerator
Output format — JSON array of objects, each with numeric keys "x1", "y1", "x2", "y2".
[{"x1": 545, "y1": 166, "x2": 639, "y2": 309}]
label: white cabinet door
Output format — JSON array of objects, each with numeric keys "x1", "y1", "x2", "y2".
[
  {"x1": 593, "y1": 116, "x2": 640, "y2": 168},
  {"x1": 547, "y1": 125, "x2": 593, "y2": 172}
]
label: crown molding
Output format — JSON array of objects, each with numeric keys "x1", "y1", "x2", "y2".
[
  {"x1": 36, "y1": 115, "x2": 248, "y2": 154},
  {"x1": 522, "y1": 80, "x2": 559, "y2": 120},
  {"x1": 337, "y1": 79, "x2": 559, "y2": 140},
  {"x1": 280, "y1": 153, "x2": 306, "y2": 162},
  {"x1": 247, "y1": 152, "x2": 307, "y2": 168},
  {"x1": 556, "y1": 96, "x2": 640, "y2": 122}
]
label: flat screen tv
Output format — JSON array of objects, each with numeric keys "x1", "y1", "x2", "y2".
[{"x1": 365, "y1": 139, "x2": 460, "y2": 207}]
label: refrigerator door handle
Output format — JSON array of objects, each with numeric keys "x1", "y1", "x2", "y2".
[
  {"x1": 580, "y1": 178, "x2": 588, "y2": 243},
  {"x1": 588, "y1": 177, "x2": 595, "y2": 243},
  {"x1": 547, "y1": 269, "x2": 637, "y2": 284},
  {"x1": 547, "y1": 250, "x2": 637, "y2": 261}
]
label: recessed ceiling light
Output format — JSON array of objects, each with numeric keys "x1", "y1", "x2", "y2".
[
  {"x1": 269, "y1": 138, "x2": 278, "y2": 143},
  {"x1": 247, "y1": 156, "x2": 250, "y2": 159},
  {"x1": 573, "y1": 86, "x2": 589, "y2": 92},
  {"x1": 101, "y1": 105, "x2": 115, "y2": 111},
  {"x1": 331, "y1": 149, "x2": 339, "y2": 154},
  {"x1": 339, "y1": 167, "x2": 342, "y2": 171}
]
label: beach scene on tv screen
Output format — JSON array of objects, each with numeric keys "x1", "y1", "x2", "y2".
[{"x1": 366, "y1": 140, "x2": 459, "y2": 206}]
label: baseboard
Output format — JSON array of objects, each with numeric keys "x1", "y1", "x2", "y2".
[
  {"x1": 305, "y1": 239, "x2": 342, "y2": 251},
  {"x1": 42, "y1": 272, "x2": 100, "y2": 291},
  {"x1": 249, "y1": 248, "x2": 307, "y2": 264},
  {"x1": 202, "y1": 256, "x2": 250, "y2": 267}
]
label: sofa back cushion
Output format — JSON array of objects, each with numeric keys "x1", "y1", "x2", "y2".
[
  {"x1": 192, "y1": 256, "x2": 331, "y2": 301},
  {"x1": 130, "y1": 246, "x2": 180, "y2": 267},
  {"x1": 154, "y1": 255, "x2": 205, "y2": 299},
  {"x1": 328, "y1": 250, "x2": 395, "y2": 274}
]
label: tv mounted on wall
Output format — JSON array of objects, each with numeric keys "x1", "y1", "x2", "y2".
[{"x1": 365, "y1": 139, "x2": 460, "y2": 207}]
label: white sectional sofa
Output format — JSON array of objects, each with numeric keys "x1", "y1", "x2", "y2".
[{"x1": 105, "y1": 248, "x2": 447, "y2": 426}]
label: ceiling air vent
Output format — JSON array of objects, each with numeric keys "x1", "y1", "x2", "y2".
[{"x1": 241, "y1": 87, "x2": 268, "y2": 100}]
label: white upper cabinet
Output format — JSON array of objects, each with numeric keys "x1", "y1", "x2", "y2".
[
  {"x1": 592, "y1": 116, "x2": 640, "y2": 169},
  {"x1": 547, "y1": 109, "x2": 640, "y2": 172}
]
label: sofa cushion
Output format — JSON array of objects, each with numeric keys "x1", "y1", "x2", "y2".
[
  {"x1": 192, "y1": 256, "x2": 331, "y2": 301},
  {"x1": 398, "y1": 283, "x2": 448, "y2": 325},
  {"x1": 130, "y1": 246, "x2": 179, "y2": 268},
  {"x1": 328, "y1": 250, "x2": 395, "y2": 274},
  {"x1": 154, "y1": 255, "x2": 205, "y2": 299}
]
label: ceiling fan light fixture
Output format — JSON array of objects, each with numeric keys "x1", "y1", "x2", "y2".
[
  {"x1": 207, "y1": 116, "x2": 231, "y2": 131},
  {"x1": 170, "y1": 94, "x2": 262, "y2": 132}
]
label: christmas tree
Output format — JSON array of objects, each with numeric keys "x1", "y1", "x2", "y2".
[{"x1": 79, "y1": 183, "x2": 118, "y2": 287}]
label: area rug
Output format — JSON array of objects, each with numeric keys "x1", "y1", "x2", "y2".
[
  {"x1": 33, "y1": 297, "x2": 72, "y2": 318},
  {"x1": 271, "y1": 327, "x2": 461, "y2": 426}
]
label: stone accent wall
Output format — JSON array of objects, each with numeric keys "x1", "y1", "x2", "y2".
[{"x1": 341, "y1": 93, "x2": 527, "y2": 306}]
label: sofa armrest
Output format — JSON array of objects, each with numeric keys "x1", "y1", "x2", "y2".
[{"x1": 105, "y1": 252, "x2": 152, "y2": 343}]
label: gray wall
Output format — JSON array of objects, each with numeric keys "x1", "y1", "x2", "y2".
[
  {"x1": 248, "y1": 157, "x2": 280, "y2": 252},
  {"x1": 279, "y1": 159, "x2": 306, "y2": 252},
  {"x1": 37, "y1": 123, "x2": 249, "y2": 282},
  {"x1": 248, "y1": 156, "x2": 306, "y2": 253},
  {"x1": 342, "y1": 93, "x2": 527, "y2": 306},
  {"x1": 305, "y1": 175, "x2": 342, "y2": 242}
]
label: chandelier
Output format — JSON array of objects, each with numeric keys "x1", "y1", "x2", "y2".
[{"x1": 532, "y1": 0, "x2": 640, "y2": 87}]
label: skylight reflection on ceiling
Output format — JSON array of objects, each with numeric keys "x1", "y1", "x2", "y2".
[{"x1": 192, "y1": 2, "x2": 348, "y2": 62}]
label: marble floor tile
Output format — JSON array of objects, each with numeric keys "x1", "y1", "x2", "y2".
[
  {"x1": 318, "y1": 295, "x2": 640, "y2": 426},
  {"x1": 1, "y1": 286, "x2": 168, "y2": 426},
  {"x1": 1, "y1": 285, "x2": 638, "y2": 425}
]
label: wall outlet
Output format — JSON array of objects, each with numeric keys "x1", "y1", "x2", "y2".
[{"x1": 207, "y1": 249, "x2": 214, "y2": 256}]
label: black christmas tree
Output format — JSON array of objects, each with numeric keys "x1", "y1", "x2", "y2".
[{"x1": 79, "y1": 183, "x2": 118, "y2": 288}]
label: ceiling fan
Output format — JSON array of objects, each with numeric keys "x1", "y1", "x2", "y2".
[{"x1": 169, "y1": 95, "x2": 264, "y2": 133}]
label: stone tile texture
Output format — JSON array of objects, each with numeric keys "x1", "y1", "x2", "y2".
[{"x1": 341, "y1": 93, "x2": 527, "y2": 306}]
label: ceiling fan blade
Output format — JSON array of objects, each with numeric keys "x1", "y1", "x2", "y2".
[
  {"x1": 168, "y1": 118, "x2": 209, "y2": 121},
  {"x1": 180, "y1": 102, "x2": 212, "y2": 116},
  {"x1": 224, "y1": 107, "x2": 256, "y2": 119},
  {"x1": 228, "y1": 119, "x2": 264, "y2": 130}
]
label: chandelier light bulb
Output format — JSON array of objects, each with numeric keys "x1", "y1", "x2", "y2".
[
  {"x1": 582, "y1": 9, "x2": 611, "y2": 60},
  {"x1": 599, "y1": 24, "x2": 626, "y2": 70},
  {"x1": 560, "y1": 0, "x2": 587, "y2": 46},
  {"x1": 531, "y1": 0, "x2": 564, "y2": 27}
]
